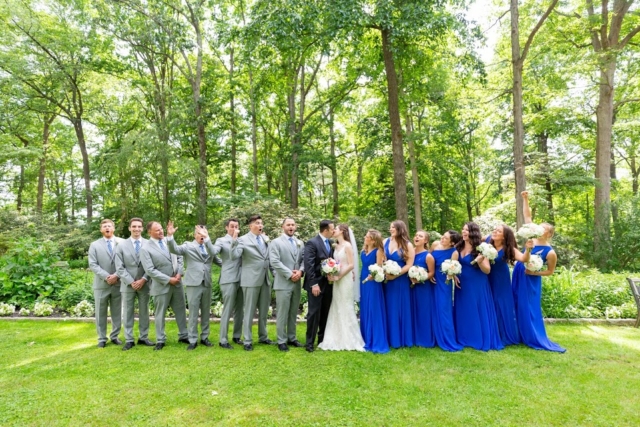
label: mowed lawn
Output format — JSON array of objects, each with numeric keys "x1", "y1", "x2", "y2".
[{"x1": 1, "y1": 320, "x2": 639, "y2": 426}]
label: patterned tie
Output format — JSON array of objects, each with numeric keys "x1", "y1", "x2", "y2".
[
  {"x1": 158, "y1": 239, "x2": 168, "y2": 254},
  {"x1": 256, "y1": 235, "x2": 265, "y2": 253},
  {"x1": 199, "y1": 244, "x2": 207, "y2": 256},
  {"x1": 324, "y1": 239, "x2": 330, "y2": 253},
  {"x1": 107, "y1": 240, "x2": 113, "y2": 255},
  {"x1": 134, "y1": 240, "x2": 140, "y2": 254}
]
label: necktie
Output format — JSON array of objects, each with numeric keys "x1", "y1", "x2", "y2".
[
  {"x1": 199, "y1": 244, "x2": 207, "y2": 256},
  {"x1": 289, "y1": 237, "x2": 296, "y2": 249},
  {"x1": 134, "y1": 240, "x2": 140, "y2": 254},
  {"x1": 158, "y1": 239, "x2": 168, "y2": 253},
  {"x1": 324, "y1": 239, "x2": 330, "y2": 253},
  {"x1": 257, "y1": 235, "x2": 264, "y2": 251},
  {"x1": 107, "y1": 240, "x2": 113, "y2": 255}
]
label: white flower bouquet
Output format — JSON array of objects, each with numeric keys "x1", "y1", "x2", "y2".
[
  {"x1": 441, "y1": 259, "x2": 462, "y2": 304},
  {"x1": 382, "y1": 260, "x2": 402, "y2": 276},
  {"x1": 516, "y1": 223, "x2": 545, "y2": 240},
  {"x1": 525, "y1": 254, "x2": 544, "y2": 272},
  {"x1": 408, "y1": 266, "x2": 429, "y2": 285},
  {"x1": 472, "y1": 242, "x2": 499, "y2": 264},
  {"x1": 363, "y1": 264, "x2": 385, "y2": 283},
  {"x1": 321, "y1": 258, "x2": 340, "y2": 283}
]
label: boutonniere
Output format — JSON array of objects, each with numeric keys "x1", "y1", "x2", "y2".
[
  {"x1": 295, "y1": 239, "x2": 303, "y2": 248},
  {"x1": 261, "y1": 234, "x2": 270, "y2": 244}
]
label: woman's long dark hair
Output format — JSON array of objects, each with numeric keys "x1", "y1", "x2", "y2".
[
  {"x1": 391, "y1": 220, "x2": 410, "y2": 261},
  {"x1": 337, "y1": 223, "x2": 351, "y2": 244},
  {"x1": 489, "y1": 224, "x2": 517, "y2": 265},
  {"x1": 455, "y1": 222, "x2": 483, "y2": 258}
]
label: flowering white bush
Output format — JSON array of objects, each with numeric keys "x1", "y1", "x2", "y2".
[
  {"x1": 212, "y1": 301, "x2": 224, "y2": 317},
  {"x1": 19, "y1": 307, "x2": 30, "y2": 316},
  {"x1": 267, "y1": 305, "x2": 273, "y2": 317},
  {"x1": 604, "y1": 306, "x2": 622, "y2": 319},
  {"x1": 297, "y1": 302, "x2": 308, "y2": 320},
  {"x1": 33, "y1": 301, "x2": 54, "y2": 317},
  {"x1": 73, "y1": 300, "x2": 94, "y2": 317},
  {"x1": 354, "y1": 302, "x2": 360, "y2": 315},
  {"x1": 0, "y1": 302, "x2": 15, "y2": 316}
]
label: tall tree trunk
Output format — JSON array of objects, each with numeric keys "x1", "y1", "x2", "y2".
[
  {"x1": 405, "y1": 112, "x2": 422, "y2": 230},
  {"x1": 229, "y1": 47, "x2": 237, "y2": 194},
  {"x1": 249, "y1": 66, "x2": 259, "y2": 193},
  {"x1": 510, "y1": 0, "x2": 526, "y2": 228},
  {"x1": 36, "y1": 116, "x2": 54, "y2": 214},
  {"x1": 536, "y1": 131, "x2": 554, "y2": 224},
  {"x1": 329, "y1": 107, "x2": 339, "y2": 218},
  {"x1": 72, "y1": 119, "x2": 92, "y2": 222},
  {"x1": 380, "y1": 28, "x2": 408, "y2": 224}
]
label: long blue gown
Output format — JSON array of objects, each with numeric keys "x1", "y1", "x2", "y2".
[
  {"x1": 487, "y1": 248, "x2": 520, "y2": 346},
  {"x1": 383, "y1": 239, "x2": 414, "y2": 348},
  {"x1": 359, "y1": 248, "x2": 390, "y2": 354},
  {"x1": 454, "y1": 252, "x2": 504, "y2": 351},
  {"x1": 410, "y1": 251, "x2": 435, "y2": 347},
  {"x1": 512, "y1": 245, "x2": 566, "y2": 353},
  {"x1": 430, "y1": 248, "x2": 462, "y2": 352}
]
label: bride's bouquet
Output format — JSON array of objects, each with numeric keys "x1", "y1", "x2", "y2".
[
  {"x1": 382, "y1": 260, "x2": 402, "y2": 278},
  {"x1": 408, "y1": 266, "x2": 429, "y2": 286},
  {"x1": 321, "y1": 258, "x2": 340, "y2": 283},
  {"x1": 524, "y1": 254, "x2": 544, "y2": 272},
  {"x1": 441, "y1": 259, "x2": 462, "y2": 304},
  {"x1": 471, "y1": 242, "x2": 499, "y2": 265},
  {"x1": 516, "y1": 223, "x2": 545, "y2": 241},
  {"x1": 363, "y1": 264, "x2": 385, "y2": 284}
]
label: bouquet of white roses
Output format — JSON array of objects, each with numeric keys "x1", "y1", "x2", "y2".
[
  {"x1": 382, "y1": 260, "x2": 402, "y2": 276},
  {"x1": 321, "y1": 258, "x2": 340, "y2": 283},
  {"x1": 441, "y1": 259, "x2": 462, "y2": 304},
  {"x1": 472, "y1": 242, "x2": 499, "y2": 264},
  {"x1": 363, "y1": 264, "x2": 385, "y2": 283},
  {"x1": 516, "y1": 223, "x2": 545, "y2": 240},
  {"x1": 525, "y1": 254, "x2": 544, "y2": 272},
  {"x1": 408, "y1": 266, "x2": 429, "y2": 285}
]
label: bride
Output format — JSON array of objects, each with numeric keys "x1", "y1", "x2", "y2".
[{"x1": 318, "y1": 223, "x2": 365, "y2": 352}]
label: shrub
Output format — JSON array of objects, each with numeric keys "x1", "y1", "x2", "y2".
[
  {"x1": 33, "y1": 301, "x2": 54, "y2": 317},
  {"x1": 57, "y1": 271, "x2": 94, "y2": 311},
  {"x1": 72, "y1": 300, "x2": 94, "y2": 317},
  {"x1": 0, "y1": 302, "x2": 15, "y2": 316},
  {"x1": 212, "y1": 301, "x2": 223, "y2": 317},
  {"x1": 68, "y1": 258, "x2": 88, "y2": 269},
  {"x1": 19, "y1": 307, "x2": 30, "y2": 316}
]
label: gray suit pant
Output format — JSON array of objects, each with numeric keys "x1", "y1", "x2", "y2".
[
  {"x1": 122, "y1": 288, "x2": 150, "y2": 342},
  {"x1": 94, "y1": 286, "x2": 122, "y2": 343},
  {"x1": 219, "y1": 282, "x2": 243, "y2": 344},
  {"x1": 242, "y1": 282, "x2": 271, "y2": 344},
  {"x1": 275, "y1": 286, "x2": 301, "y2": 344},
  {"x1": 153, "y1": 286, "x2": 188, "y2": 343},
  {"x1": 185, "y1": 283, "x2": 212, "y2": 344}
]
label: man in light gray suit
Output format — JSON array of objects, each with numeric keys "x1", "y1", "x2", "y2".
[
  {"x1": 88, "y1": 219, "x2": 122, "y2": 348},
  {"x1": 166, "y1": 221, "x2": 215, "y2": 351},
  {"x1": 203, "y1": 218, "x2": 244, "y2": 349},
  {"x1": 231, "y1": 214, "x2": 274, "y2": 351},
  {"x1": 115, "y1": 217, "x2": 155, "y2": 351},
  {"x1": 139, "y1": 221, "x2": 188, "y2": 351},
  {"x1": 269, "y1": 217, "x2": 305, "y2": 352}
]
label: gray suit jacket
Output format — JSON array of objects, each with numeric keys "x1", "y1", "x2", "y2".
[
  {"x1": 166, "y1": 237, "x2": 213, "y2": 287},
  {"x1": 269, "y1": 234, "x2": 305, "y2": 291},
  {"x1": 230, "y1": 232, "x2": 272, "y2": 288},
  {"x1": 89, "y1": 238, "x2": 121, "y2": 290},
  {"x1": 115, "y1": 238, "x2": 150, "y2": 293},
  {"x1": 139, "y1": 239, "x2": 184, "y2": 297},
  {"x1": 205, "y1": 235, "x2": 241, "y2": 285}
]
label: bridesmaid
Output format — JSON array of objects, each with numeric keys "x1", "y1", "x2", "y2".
[
  {"x1": 359, "y1": 229, "x2": 390, "y2": 354},
  {"x1": 428, "y1": 231, "x2": 463, "y2": 352},
  {"x1": 511, "y1": 191, "x2": 566, "y2": 353},
  {"x1": 410, "y1": 230, "x2": 435, "y2": 348},
  {"x1": 452, "y1": 222, "x2": 503, "y2": 351},
  {"x1": 383, "y1": 220, "x2": 415, "y2": 348},
  {"x1": 486, "y1": 225, "x2": 533, "y2": 346}
]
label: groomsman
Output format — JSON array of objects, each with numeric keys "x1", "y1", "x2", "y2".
[
  {"x1": 204, "y1": 219, "x2": 244, "y2": 349},
  {"x1": 115, "y1": 217, "x2": 155, "y2": 350},
  {"x1": 231, "y1": 214, "x2": 274, "y2": 351},
  {"x1": 269, "y1": 217, "x2": 305, "y2": 352},
  {"x1": 139, "y1": 221, "x2": 188, "y2": 350},
  {"x1": 166, "y1": 221, "x2": 214, "y2": 351},
  {"x1": 88, "y1": 219, "x2": 122, "y2": 348}
]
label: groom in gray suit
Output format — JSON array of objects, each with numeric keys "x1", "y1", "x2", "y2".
[
  {"x1": 88, "y1": 219, "x2": 122, "y2": 348},
  {"x1": 269, "y1": 217, "x2": 305, "y2": 352},
  {"x1": 231, "y1": 214, "x2": 274, "y2": 351},
  {"x1": 204, "y1": 218, "x2": 244, "y2": 349},
  {"x1": 166, "y1": 221, "x2": 215, "y2": 351},
  {"x1": 139, "y1": 221, "x2": 188, "y2": 350},
  {"x1": 115, "y1": 217, "x2": 155, "y2": 350}
]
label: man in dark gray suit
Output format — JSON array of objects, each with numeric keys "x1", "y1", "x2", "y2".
[
  {"x1": 115, "y1": 217, "x2": 155, "y2": 351},
  {"x1": 269, "y1": 217, "x2": 305, "y2": 352},
  {"x1": 166, "y1": 221, "x2": 215, "y2": 351},
  {"x1": 88, "y1": 219, "x2": 123, "y2": 348},
  {"x1": 203, "y1": 218, "x2": 244, "y2": 349},
  {"x1": 139, "y1": 221, "x2": 188, "y2": 351},
  {"x1": 231, "y1": 214, "x2": 274, "y2": 351}
]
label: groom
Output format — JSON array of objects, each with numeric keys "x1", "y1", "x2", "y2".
[{"x1": 303, "y1": 219, "x2": 335, "y2": 352}]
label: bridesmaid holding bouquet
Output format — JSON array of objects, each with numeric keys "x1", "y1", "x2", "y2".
[{"x1": 410, "y1": 230, "x2": 435, "y2": 348}]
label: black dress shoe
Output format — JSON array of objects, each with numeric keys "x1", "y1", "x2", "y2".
[
  {"x1": 258, "y1": 339, "x2": 274, "y2": 345},
  {"x1": 97, "y1": 342, "x2": 106, "y2": 348},
  {"x1": 219, "y1": 342, "x2": 233, "y2": 349},
  {"x1": 243, "y1": 344, "x2": 253, "y2": 351},
  {"x1": 122, "y1": 342, "x2": 135, "y2": 351},
  {"x1": 278, "y1": 343, "x2": 290, "y2": 352},
  {"x1": 232, "y1": 338, "x2": 242, "y2": 345},
  {"x1": 154, "y1": 343, "x2": 165, "y2": 351},
  {"x1": 200, "y1": 338, "x2": 213, "y2": 347},
  {"x1": 187, "y1": 343, "x2": 198, "y2": 351},
  {"x1": 178, "y1": 338, "x2": 190, "y2": 344},
  {"x1": 287, "y1": 340, "x2": 304, "y2": 348},
  {"x1": 305, "y1": 346, "x2": 314, "y2": 353},
  {"x1": 137, "y1": 338, "x2": 155, "y2": 346},
  {"x1": 111, "y1": 338, "x2": 123, "y2": 345}
]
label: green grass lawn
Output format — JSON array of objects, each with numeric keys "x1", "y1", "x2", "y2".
[{"x1": 1, "y1": 321, "x2": 639, "y2": 426}]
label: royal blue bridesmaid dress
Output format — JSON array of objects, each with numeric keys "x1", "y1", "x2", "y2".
[
  {"x1": 431, "y1": 248, "x2": 462, "y2": 352},
  {"x1": 512, "y1": 245, "x2": 565, "y2": 353},
  {"x1": 487, "y1": 248, "x2": 520, "y2": 346},
  {"x1": 410, "y1": 251, "x2": 435, "y2": 347},
  {"x1": 359, "y1": 248, "x2": 390, "y2": 354},
  {"x1": 383, "y1": 239, "x2": 414, "y2": 348},
  {"x1": 454, "y1": 252, "x2": 504, "y2": 351}
]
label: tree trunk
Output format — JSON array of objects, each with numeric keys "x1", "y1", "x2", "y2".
[
  {"x1": 510, "y1": 0, "x2": 526, "y2": 228},
  {"x1": 536, "y1": 131, "x2": 554, "y2": 224},
  {"x1": 72, "y1": 119, "x2": 92, "y2": 222},
  {"x1": 230, "y1": 47, "x2": 237, "y2": 194},
  {"x1": 36, "y1": 116, "x2": 54, "y2": 214},
  {"x1": 380, "y1": 28, "x2": 408, "y2": 224},
  {"x1": 405, "y1": 111, "x2": 422, "y2": 230},
  {"x1": 249, "y1": 67, "x2": 259, "y2": 193},
  {"x1": 329, "y1": 107, "x2": 339, "y2": 218}
]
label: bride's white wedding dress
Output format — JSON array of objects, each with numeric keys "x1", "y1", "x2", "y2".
[{"x1": 318, "y1": 246, "x2": 365, "y2": 352}]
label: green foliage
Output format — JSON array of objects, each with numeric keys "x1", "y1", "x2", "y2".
[{"x1": 57, "y1": 270, "x2": 94, "y2": 311}]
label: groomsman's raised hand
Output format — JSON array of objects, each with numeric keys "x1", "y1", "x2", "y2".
[
  {"x1": 167, "y1": 220, "x2": 177, "y2": 236},
  {"x1": 195, "y1": 225, "x2": 209, "y2": 239}
]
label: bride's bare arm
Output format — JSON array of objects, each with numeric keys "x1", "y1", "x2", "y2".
[{"x1": 337, "y1": 245, "x2": 354, "y2": 280}]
